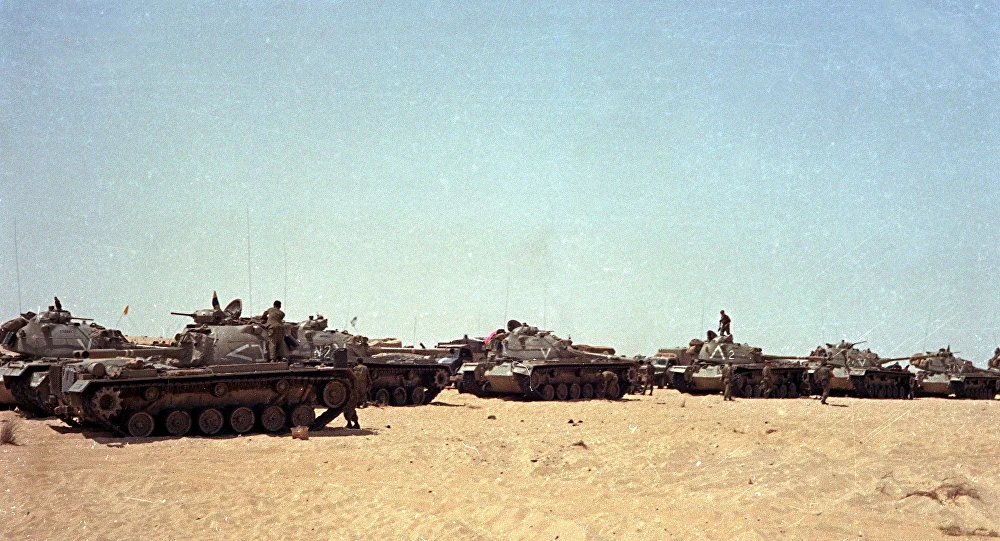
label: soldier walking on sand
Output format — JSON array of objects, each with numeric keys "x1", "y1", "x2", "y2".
[
  {"x1": 815, "y1": 360, "x2": 834, "y2": 405},
  {"x1": 718, "y1": 310, "x2": 732, "y2": 337},
  {"x1": 759, "y1": 361, "x2": 775, "y2": 397},
  {"x1": 262, "y1": 300, "x2": 286, "y2": 361},
  {"x1": 344, "y1": 363, "x2": 370, "y2": 429},
  {"x1": 722, "y1": 362, "x2": 735, "y2": 401}
]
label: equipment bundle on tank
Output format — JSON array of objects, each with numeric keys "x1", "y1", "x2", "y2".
[
  {"x1": 909, "y1": 347, "x2": 999, "y2": 399},
  {"x1": 804, "y1": 341, "x2": 914, "y2": 399},
  {"x1": 456, "y1": 320, "x2": 639, "y2": 400},
  {"x1": 666, "y1": 334, "x2": 809, "y2": 398}
]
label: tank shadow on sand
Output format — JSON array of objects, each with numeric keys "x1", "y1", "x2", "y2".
[{"x1": 48, "y1": 422, "x2": 377, "y2": 445}]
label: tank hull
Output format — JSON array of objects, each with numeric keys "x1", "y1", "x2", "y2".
[
  {"x1": 669, "y1": 364, "x2": 808, "y2": 398},
  {"x1": 22, "y1": 359, "x2": 355, "y2": 437},
  {"x1": 806, "y1": 366, "x2": 915, "y2": 399},
  {"x1": 363, "y1": 354, "x2": 454, "y2": 406},
  {"x1": 456, "y1": 359, "x2": 638, "y2": 400},
  {"x1": 914, "y1": 373, "x2": 999, "y2": 399}
]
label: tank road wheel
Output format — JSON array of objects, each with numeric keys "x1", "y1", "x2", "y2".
[
  {"x1": 374, "y1": 388, "x2": 390, "y2": 406},
  {"x1": 581, "y1": 383, "x2": 594, "y2": 399},
  {"x1": 229, "y1": 407, "x2": 255, "y2": 434},
  {"x1": 540, "y1": 384, "x2": 556, "y2": 401},
  {"x1": 260, "y1": 406, "x2": 286, "y2": 432},
  {"x1": 607, "y1": 381, "x2": 621, "y2": 400},
  {"x1": 410, "y1": 386, "x2": 427, "y2": 406},
  {"x1": 274, "y1": 379, "x2": 290, "y2": 394},
  {"x1": 556, "y1": 383, "x2": 569, "y2": 400},
  {"x1": 322, "y1": 381, "x2": 349, "y2": 409},
  {"x1": 126, "y1": 412, "x2": 155, "y2": 438},
  {"x1": 433, "y1": 370, "x2": 450, "y2": 389},
  {"x1": 198, "y1": 408, "x2": 225, "y2": 435},
  {"x1": 569, "y1": 383, "x2": 582, "y2": 400},
  {"x1": 392, "y1": 386, "x2": 408, "y2": 406},
  {"x1": 164, "y1": 410, "x2": 192, "y2": 437},
  {"x1": 290, "y1": 405, "x2": 315, "y2": 427}
]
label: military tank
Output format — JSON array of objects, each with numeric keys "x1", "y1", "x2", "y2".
[
  {"x1": 666, "y1": 333, "x2": 809, "y2": 398},
  {"x1": 804, "y1": 341, "x2": 914, "y2": 399},
  {"x1": 1, "y1": 299, "x2": 142, "y2": 414},
  {"x1": 455, "y1": 321, "x2": 639, "y2": 400},
  {"x1": 175, "y1": 295, "x2": 457, "y2": 407},
  {"x1": 909, "y1": 347, "x2": 999, "y2": 399},
  {"x1": 29, "y1": 309, "x2": 356, "y2": 437}
]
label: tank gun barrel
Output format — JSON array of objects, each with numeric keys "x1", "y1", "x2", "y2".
[
  {"x1": 74, "y1": 346, "x2": 187, "y2": 360},
  {"x1": 878, "y1": 356, "x2": 911, "y2": 364},
  {"x1": 170, "y1": 312, "x2": 196, "y2": 318},
  {"x1": 762, "y1": 354, "x2": 816, "y2": 362},
  {"x1": 371, "y1": 346, "x2": 451, "y2": 355},
  {"x1": 70, "y1": 317, "x2": 94, "y2": 322}
]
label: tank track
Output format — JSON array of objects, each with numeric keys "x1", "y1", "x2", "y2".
[
  {"x1": 73, "y1": 372, "x2": 353, "y2": 437},
  {"x1": 5, "y1": 371, "x2": 52, "y2": 416},
  {"x1": 849, "y1": 372, "x2": 915, "y2": 399},
  {"x1": 366, "y1": 364, "x2": 451, "y2": 406},
  {"x1": 521, "y1": 362, "x2": 636, "y2": 401},
  {"x1": 952, "y1": 377, "x2": 999, "y2": 399}
]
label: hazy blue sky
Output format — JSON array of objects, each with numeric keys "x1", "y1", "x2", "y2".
[{"x1": 2, "y1": 2, "x2": 998, "y2": 362}]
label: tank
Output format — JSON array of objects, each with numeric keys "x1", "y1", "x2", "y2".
[
  {"x1": 33, "y1": 325, "x2": 354, "y2": 437},
  {"x1": 175, "y1": 295, "x2": 459, "y2": 407},
  {"x1": 909, "y1": 348, "x2": 999, "y2": 399},
  {"x1": 0, "y1": 299, "x2": 146, "y2": 414},
  {"x1": 455, "y1": 320, "x2": 640, "y2": 400},
  {"x1": 804, "y1": 341, "x2": 914, "y2": 399},
  {"x1": 666, "y1": 334, "x2": 809, "y2": 398}
]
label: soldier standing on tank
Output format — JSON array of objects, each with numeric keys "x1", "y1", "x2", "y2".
[
  {"x1": 759, "y1": 361, "x2": 775, "y2": 397},
  {"x1": 344, "y1": 363, "x2": 370, "y2": 429},
  {"x1": 718, "y1": 310, "x2": 732, "y2": 337},
  {"x1": 991, "y1": 347, "x2": 1000, "y2": 370},
  {"x1": 599, "y1": 370, "x2": 619, "y2": 399},
  {"x1": 262, "y1": 300, "x2": 286, "y2": 361},
  {"x1": 815, "y1": 360, "x2": 834, "y2": 405},
  {"x1": 722, "y1": 362, "x2": 736, "y2": 401}
]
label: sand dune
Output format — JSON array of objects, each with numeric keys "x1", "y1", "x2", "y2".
[{"x1": 2, "y1": 389, "x2": 999, "y2": 540}]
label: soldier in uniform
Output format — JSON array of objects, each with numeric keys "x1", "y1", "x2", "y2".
[
  {"x1": 262, "y1": 300, "x2": 286, "y2": 361},
  {"x1": 718, "y1": 310, "x2": 731, "y2": 337},
  {"x1": 759, "y1": 361, "x2": 775, "y2": 397},
  {"x1": 815, "y1": 360, "x2": 834, "y2": 405},
  {"x1": 722, "y1": 362, "x2": 735, "y2": 401},
  {"x1": 990, "y1": 347, "x2": 1000, "y2": 370},
  {"x1": 344, "y1": 363, "x2": 370, "y2": 429},
  {"x1": 599, "y1": 370, "x2": 619, "y2": 399},
  {"x1": 641, "y1": 361, "x2": 656, "y2": 395}
]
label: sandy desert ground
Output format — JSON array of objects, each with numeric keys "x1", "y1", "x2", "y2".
[{"x1": 2, "y1": 386, "x2": 999, "y2": 540}]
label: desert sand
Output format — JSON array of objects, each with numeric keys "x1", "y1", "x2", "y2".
[{"x1": 2, "y1": 388, "x2": 999, "y2": 540}]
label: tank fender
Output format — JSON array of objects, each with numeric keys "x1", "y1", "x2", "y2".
[{"x1": 511, "y1": 363, "x2": 530, "y2": 376}]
